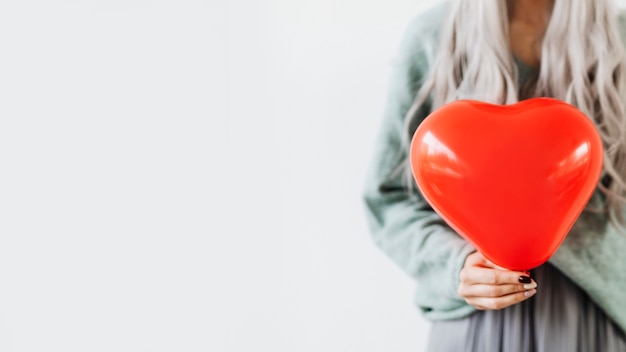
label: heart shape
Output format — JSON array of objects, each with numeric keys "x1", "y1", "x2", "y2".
[{"x1": 410, "y1": 98, "x2": 603, "y2": 270}]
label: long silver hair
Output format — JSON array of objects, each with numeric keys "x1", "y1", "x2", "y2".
[{"x1": 405, "y1": 0, "x2": 626, "y2": 224}]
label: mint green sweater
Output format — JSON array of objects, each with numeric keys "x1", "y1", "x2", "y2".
[{"x1": 363, "y1": 3, "x2": 626, "y2": 332}]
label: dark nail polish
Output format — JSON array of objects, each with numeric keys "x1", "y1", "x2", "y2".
[{"x1": 519, "y1": 275, "x2": 531, "y2": 284}]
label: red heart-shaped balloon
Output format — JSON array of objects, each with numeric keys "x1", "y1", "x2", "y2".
[{"x1": 410, "y1": 98, "x2": 603, "y2": 271}]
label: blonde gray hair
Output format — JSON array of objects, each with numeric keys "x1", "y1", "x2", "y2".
[{"x1": 405, "y1": 0, "x2": 626, "y2": 224}]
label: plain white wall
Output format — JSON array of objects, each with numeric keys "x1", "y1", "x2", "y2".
[
  {"x1": 0, "y1": 0, "x2": 443, "y2": 351},
  {"x1": 3, "y1": 0, "x2": 626, "y2": 351}
]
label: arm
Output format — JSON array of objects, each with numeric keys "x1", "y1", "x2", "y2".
[
  {"x1": 363, "y1": 9, "x2": 540, "y2": 319},
  {"x1": 362, "y1": 13, "x2": 477, "y2": 320}
]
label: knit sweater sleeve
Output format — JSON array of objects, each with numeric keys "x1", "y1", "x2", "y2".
[{"x1": 362, "y1": 5, "x2": 477, "y2": 320}]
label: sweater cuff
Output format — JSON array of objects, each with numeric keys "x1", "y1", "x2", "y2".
[
  {"x1": 413, "y1": 239, "x2": 477, "y2": 321},
  {"x1": 449, "y1": 241, "x2": 477, "y2": 297}
]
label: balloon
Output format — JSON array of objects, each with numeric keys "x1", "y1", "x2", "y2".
[{"x1": 409, "y1": 98, "x2": 604, "y2": 271}]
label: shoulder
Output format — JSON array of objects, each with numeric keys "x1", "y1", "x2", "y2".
[
  {"x1": 404, "y1": 2, "x2": 449, "y2": 41},
  {"x1": 394, "y1": 2, "x2": 450, "y2": 74}
]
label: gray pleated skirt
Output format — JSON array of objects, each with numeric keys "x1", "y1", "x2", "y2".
[{"x1": 427, "y1": 263, "x2": 626, "y2": 352}]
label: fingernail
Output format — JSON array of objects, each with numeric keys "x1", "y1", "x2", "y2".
[
  {"x1": 523, "y1": 281, "x2": 537, "y2": 290},
  {"x1": 524, "y1": 289, "x2": 537, "y2": 297},
  {"x1": 518, "y1": 275, "x2": 531, "y2": 284}
]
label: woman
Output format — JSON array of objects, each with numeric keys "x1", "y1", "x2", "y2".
[{"x1": 363, "y1": 0, "x2": 626, "y2": 350}]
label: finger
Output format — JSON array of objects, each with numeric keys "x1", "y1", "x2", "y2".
[
  {"x1": 464, "y1": 251, "x2": 492, "y2": 268},
  {"x1": 482, "y1": 257, "x2": 510, "y2": 271},
  {"x1": 466, "y1": 289, "x2": 537, "y2": 310},
  {"x1": 460, "y1": 267, "x2": 534, "y2": 285},
  {"x1": 478, "y1": 254, "x2": 523, "y2": 272},
  {"x1": 465, "y1": 252, "x2": 509, "y2": 270},
  {"x1": 458, "y1": 281, "x2": 537, "y2": 298},
  {"x1": 467, "y1": 252, "x2": 530, "y2": 273}
]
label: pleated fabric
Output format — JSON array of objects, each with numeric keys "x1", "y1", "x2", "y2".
[{"x1": 426, "y1": 263, "x2": 626, "y2": 352}]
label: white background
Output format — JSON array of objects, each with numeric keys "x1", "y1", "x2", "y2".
[{"x1": 2, "y1": 0, "x2": 626, "y2": 351}]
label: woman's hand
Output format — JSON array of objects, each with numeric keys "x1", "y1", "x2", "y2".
[{"x1": 458, "y1": 251, "x2": 537, "y2": 310}]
